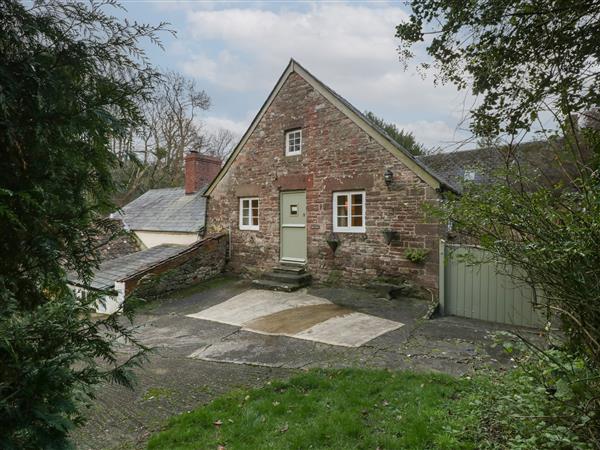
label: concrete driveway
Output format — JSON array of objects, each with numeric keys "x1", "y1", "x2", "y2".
[{"x1": 73, "y1": 276, "x2": 534, "y2": 449}]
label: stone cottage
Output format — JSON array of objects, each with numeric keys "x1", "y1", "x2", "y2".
[{"x1": 204, "y1": 59, "x2": 456, "y2": 295}]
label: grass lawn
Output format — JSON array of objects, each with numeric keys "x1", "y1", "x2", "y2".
[{"x1": 147, "y1": 369, "x2": 480, "y2": 450}]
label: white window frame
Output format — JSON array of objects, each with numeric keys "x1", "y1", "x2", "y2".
[
  {"x1": 285, "y1": 129, "x2": 302, "y2": 156},
  {"x1": 239, "y1": 197, "x2": 259, "y2": 231},
  {"x1": 333, "y1": 191, "x2": 366, "y2": 233}
]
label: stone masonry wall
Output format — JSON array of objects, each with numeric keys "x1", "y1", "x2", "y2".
[
  {"x1": 206, "y1": 72, "x2": 444, "y2": 294},
  {"x1": 127, "y1": 233, "x2": 227, "y2": 299}
]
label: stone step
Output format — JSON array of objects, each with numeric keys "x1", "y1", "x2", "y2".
[
  {"x1": 262, "y1": 271, "x2": 312, "y2": 285},
  {"x1": 252, "y1": 278, "x2": 302, "y2": 292},
  {"x1": 273, "y1": 263, "x2": 306, "y2": 274},
  {"x1": 253, "y1": 266, "x2": 312, "y2": 292}
]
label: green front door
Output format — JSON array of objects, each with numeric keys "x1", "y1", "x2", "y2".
[{"x1": 280, "y1": 191, "x2": 307, "y2": 263}]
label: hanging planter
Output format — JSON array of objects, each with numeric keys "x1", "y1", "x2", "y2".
[
  {"x1": 382, "y1": 229, "x2": 396, "y2": 245},
  {"x1": 326, "y1": 233, "x2": 340, "y2": 254}
]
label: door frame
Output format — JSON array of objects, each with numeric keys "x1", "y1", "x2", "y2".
[{"x1": 279, "y1": 190, "x2": 307, "y2": 264}]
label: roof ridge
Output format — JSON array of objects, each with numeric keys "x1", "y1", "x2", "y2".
[
  {"x1": 144, "y1": 186, "x2": 185, "y2": 192},
  {"x1": 205, "y1": 58, "x2": 459, "y2": 194},
  {"x1": 420, "y1": 139, "x2": 553, "y2": 160}
]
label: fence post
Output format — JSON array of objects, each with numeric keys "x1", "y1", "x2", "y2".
[{"x1": 438, "y1": 239, "x2": 445, "y2": 315}]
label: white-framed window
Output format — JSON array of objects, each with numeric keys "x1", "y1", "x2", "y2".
[
  {"x1": 285, "y1": 129, "x2": 302, "y2": 156},
  {"x1": 239, "y1": 197, "x2": 259, "y2": 230},
  {"x1": 333, "y1": 191, "x2": 366, "y2": 233}
]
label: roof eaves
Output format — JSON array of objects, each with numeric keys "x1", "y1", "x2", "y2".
[
  {"x1": 289, "y1": 59, "x2": 459, "y2": 193},
  {"x1": 205, "y1": 58, "x2": 459, "y2": 196},
  {"x1": 204, "y1": 60, "x2": 296, "y2": 196}
]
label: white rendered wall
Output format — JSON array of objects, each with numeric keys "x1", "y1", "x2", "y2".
[
  {"x1": 94, "y1": 282, "x2": 126, "y2": 314},
  {"x1": 134, "y1": 231, "x2": 199, "y2": 248}
]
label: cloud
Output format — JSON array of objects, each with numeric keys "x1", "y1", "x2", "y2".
[
  {"x1": 175, "y1": 2, "x2": 474, "y2": 149},
  {"x1": 184, "y1": 4, "x2": 408, "y2": 91},
  {"x1": 398, "y1": 120, "x2": 471, "y2": 150},
  {"x1": 202, "y1": 115, "x2": 250, "y2": 136},
  {"x1": 182, "y1": 51, "x2": 252, "y2": 91}
]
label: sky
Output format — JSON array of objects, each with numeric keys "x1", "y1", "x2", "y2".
[{"x1": 117, "y1": 0, "x2": 475, "y2": 151}]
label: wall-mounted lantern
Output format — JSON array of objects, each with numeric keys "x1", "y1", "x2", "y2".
[{"x1": 384, "y1": 169, "x2": 394, "y2": 186}]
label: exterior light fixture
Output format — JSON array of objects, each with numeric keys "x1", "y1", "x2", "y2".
[{"x1": 384, "y1": 169, "x2": 394, "y2": 186}]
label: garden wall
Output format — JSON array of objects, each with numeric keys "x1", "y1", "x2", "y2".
[{"x1": 126, "y1": 233, "x2": 227, "y2": 300}]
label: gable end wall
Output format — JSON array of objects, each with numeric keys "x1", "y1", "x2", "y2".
[{"x1": 206, "y1": 72, "x2": 443, "y2": 293}]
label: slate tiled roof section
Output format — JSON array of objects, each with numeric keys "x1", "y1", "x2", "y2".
[
  {"x1": 419, "y1": 147, "x2": 508, "y2": 187},
  {"x1": 116, "y1": 187, "x2": 206, "y2": 233},
  {"x1": 419, "y1": 140, "x2": 572, "y2": 189},
  {"x1": 85, "y1": 244, "x2": 187, "y2": 290}
]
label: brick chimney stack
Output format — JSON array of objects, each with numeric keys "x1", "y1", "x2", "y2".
[{"x1": 184, "y1": 151, "x2": 222, "y2": 194}]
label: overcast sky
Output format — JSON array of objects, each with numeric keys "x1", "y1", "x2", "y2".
[{"x1": 120, "y1": 1, "x2": 475, "y2": 151}]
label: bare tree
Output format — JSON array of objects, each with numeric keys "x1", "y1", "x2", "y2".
[
  {"x1": 111, "y1": 71, "x2": 211, "y2": 204},
  {"x1": 202, "y1": 127, "x2": 238, "y2": 160}
]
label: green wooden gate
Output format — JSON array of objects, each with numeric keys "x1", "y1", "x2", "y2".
[{"x1": 439, "y1": 241, "x2": 544, "y2": 328}]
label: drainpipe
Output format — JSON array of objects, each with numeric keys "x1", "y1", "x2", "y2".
[{"x1": 228, "y1": 222, "x2": 232, "y2": 260}]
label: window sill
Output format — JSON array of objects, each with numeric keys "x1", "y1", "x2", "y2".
[{"x1": 333, "y1": 228, "x2": 366, "y2": 234}]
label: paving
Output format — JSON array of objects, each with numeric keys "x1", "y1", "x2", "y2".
[
  {"x1": 72, "y1": 276, "x2": 538, "y2": 449},
  {"x1": 186, "y1": 289, "x2": 402, "y2": 347}
]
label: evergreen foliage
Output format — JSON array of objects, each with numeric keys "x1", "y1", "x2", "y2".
[
  {"x1": 0, "y1": 1, "x2": 165, "y2": 447},
  {"x1": 364, "y1": 111, "x2": 427, "y2": 155}
]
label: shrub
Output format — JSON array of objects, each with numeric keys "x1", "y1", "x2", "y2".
[
  {"x1": 452, "y1": 341, "x2": 600, "y2": 449},
  {"x1": 404, "y1": 248, "x2": 429, "y2": 264}
]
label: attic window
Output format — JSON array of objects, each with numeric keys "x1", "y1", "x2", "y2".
[
  {"x1": 285, "y1": 129, "x2": 302, "y2": 156},
  {"x1": 463, "y1": 170, "x2": 476, "y2": 181}
]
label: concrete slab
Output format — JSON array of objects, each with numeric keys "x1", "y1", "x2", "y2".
[
  {"x1": 294, "y1": 312, "x2": 402, "y2": 347},
  {"x1": 244, "y1": 303, "x2": 353, "y2": 335},
  {"x1": 186, "y1": 289, "x2": 329, "y2": 326},
  {"x1": 186, "y1": 289, "x2": 404, "y2": 347},
  {"x1": 188, "y1": 330, "x2": 349, "y2": 369}
]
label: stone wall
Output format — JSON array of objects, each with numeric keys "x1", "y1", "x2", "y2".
[
  {"x1": 206, "y1": 72, "x2": 444, "y2": 294},
  {"x1": 126, "y1": 233, "x2": 227, "y2": 299}
]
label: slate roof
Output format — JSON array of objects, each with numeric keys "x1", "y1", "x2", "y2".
[
  {"x1": 74, "y1": 244, "x2": 187, "y2": 290},
  {"x1": 115, "y1": 187, "x2": 206, "y2": 233},
  {"x1": 419, "y1": 147, "x2": 508, "y2": 187},
  {"x1": 419, "y1": 140, "x2": 575, "y2": 189}
]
